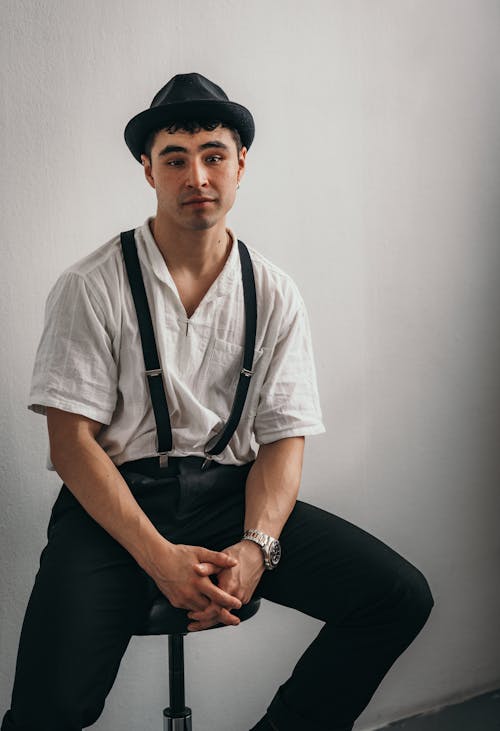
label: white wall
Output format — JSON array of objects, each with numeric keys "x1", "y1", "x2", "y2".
[{"x1": 1, "y1": 1, "x2": 500, "y2": 729}]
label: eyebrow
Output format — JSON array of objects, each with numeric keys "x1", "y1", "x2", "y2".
[{"x1": 158, "y1": 140, "x2": 229, "y2": 157}]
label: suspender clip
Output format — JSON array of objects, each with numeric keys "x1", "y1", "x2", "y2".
[
  {"x1": 158, "y1": 452, "x2": 169, "y2": 468},
  {"x1": 146, "y1": 368, "x2": 163, "y2": 377},
  {"x1": 241, "y1": 368, "x2": 254, "y2": 377},
  {"x1": 201, "y1": 455, "x2": 213, "y2": 471}
]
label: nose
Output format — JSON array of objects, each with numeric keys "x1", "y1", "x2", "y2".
[{"x1": 186, "y1": 159, "x2": 208, "y2": 188}]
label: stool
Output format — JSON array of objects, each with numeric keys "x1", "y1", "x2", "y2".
[{"x1": 134, "y1": 593, "x2": 261, "y2": 730}]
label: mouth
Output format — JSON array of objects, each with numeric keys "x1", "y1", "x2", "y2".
[{"x1": 182, "y1": 197, "x2": 216, "y2": 206}]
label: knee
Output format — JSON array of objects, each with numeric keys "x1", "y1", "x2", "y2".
[{"x1": 396, "y1": 563, "x2": 434, "y2": 636}]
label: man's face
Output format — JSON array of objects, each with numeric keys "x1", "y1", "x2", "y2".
[{"x1": 141, "y1": 126, "x2": 246, "y2": 232}]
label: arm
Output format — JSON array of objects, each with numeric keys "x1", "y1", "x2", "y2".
[
  {"x1": 46, "y1": 407, "x2": 242, "y2": 620},
  {"x1": 244, "y1": 435, "x2": 304, "y2": 536},
  {"x1": 187, "y1": 436, "x2": 304, "y2": 631}
]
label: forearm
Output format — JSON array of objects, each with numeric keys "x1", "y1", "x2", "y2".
[
  {"x1": 244, "y1": 436, "x2": 305, "y2": 538},
  {"x1": 48, "y1": 411, "x2": 171, "y2": 577}
]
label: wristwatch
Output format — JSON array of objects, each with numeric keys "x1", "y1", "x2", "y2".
[{"x1": 242, "y1": 529, "x2": 281, "y2": 570}]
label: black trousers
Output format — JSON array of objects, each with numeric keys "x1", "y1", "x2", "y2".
[{"x1": 2, "y1": 457, "x2": 434, "y2": 731}]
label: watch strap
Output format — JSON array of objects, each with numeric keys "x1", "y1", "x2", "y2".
[{"x1": 242, "y1": 529, "x2": 280, "y2": 570}]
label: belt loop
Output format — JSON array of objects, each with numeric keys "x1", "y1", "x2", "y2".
[{"x1": 158, "y1": 453, "x2": 169, "y2": 468}]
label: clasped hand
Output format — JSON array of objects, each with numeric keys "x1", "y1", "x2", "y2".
[
  {"x1": 152, "y1": 540, "x2": 265, "y2": 632},
  {"x1": 188, "y1": 540, "x2": 265, "y2": 631}
]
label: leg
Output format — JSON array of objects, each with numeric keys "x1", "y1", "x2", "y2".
[
  {"x1": 138, "y1": 463, "x2": 433, "y2": 730},
  {"x1": 1, "y1": 486, "x2": 151, "y2": 731},
  {"x1": 2, "y1": 461, "x2": 248, "y2": 731},
  {"x1": 253, "y1": 500, "x2": 434, "y2": 731},
  {"x1": 120, "y1": 461, "x2": 433, "y2": 731}
]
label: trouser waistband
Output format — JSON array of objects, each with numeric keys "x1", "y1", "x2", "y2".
[{"x1": 118, "y1": 455, "x2": 250, "y2": 479}]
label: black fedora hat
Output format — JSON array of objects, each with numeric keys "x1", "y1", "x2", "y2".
[{"x1": 124, "y1": 72, "x2": 255, "y2": 162}]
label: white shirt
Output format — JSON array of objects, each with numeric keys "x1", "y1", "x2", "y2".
[{"x1": 29, "y1": 219, "x2": 325, "y2": 467}]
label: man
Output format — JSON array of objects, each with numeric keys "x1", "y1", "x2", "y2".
[{"x1": 2, "y1": 73, "x2": 434, "y2": 731}]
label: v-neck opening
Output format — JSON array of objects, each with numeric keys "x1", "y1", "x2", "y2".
[{"x1": 138, "y1": 219, "x2": 239, "y2": 316}]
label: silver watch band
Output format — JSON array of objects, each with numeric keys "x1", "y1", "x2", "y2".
[
  {"x1": 242, "y1": 529, "x2": 281, "y2": 570},
  {"x1": 243, "y1": 528, "x2": 274, "y2": 546}
]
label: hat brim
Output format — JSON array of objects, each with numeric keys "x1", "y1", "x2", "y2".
[{"x1": 124, "y1": 100, "x2": 254, "y2": 162}]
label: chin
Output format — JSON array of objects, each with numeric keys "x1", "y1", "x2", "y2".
[
  {"x1": 184, "y1": 214, "x2": 222, "y2": 231},
  {"x1": 187, "y1": 220, "x2": 217, "y2": 231}
]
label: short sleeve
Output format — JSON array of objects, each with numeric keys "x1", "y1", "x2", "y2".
[
  {"x1": 253, "y1": 296, "x2": 326, "y2": 444},
  {"x1": 28, "y1": 271, "x2": 118, "y2": 424}
]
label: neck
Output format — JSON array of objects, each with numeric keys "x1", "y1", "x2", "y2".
[{"x1": 149, "y1": 215, "x2": 230, "y2": 277}]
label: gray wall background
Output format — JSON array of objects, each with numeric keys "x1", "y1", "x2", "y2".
[{"x1": 1, "y1": 1, "x2": 500, "y2": 729}]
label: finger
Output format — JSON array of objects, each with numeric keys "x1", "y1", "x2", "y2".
[
  {"x1": 189, "y1": 603, "x2": 241, "y2": 626},
  {"x1": 202, "y1": 580, "x2": 242, "y2": 609},
  {"x1": 188, "y1": 608, "x2": 240, "y2": 632},
  {"x1": 176, "y1": 594, "x2": 210, "y2": 612},
  {"x1": 199, "y1": 549, "x2": 238, "y2": 568},
  {"x1": 187, "y1": 604, "x2": 220, "y2": 622},
  {"x1": 188, "y1": 620, "x2": 214, "y2": 632},
  {"x1": 213, "y1": 606, "x2": 240, "y2": 626},
  {"x1": 187, "y1": 600, "x2": 229, "y2": 621},
  {"x1": 190, "y1": 597, "x2": 212, "y2": 611},
  {"x1": 188, "y1": 620, "x2": 221, "y2": 632},
  {"x1": 194, "y1": 562, "x2": 222, "y2": 576}
]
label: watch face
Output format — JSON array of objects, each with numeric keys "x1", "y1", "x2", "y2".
[{"x1": 269, "y1": 540, "x2": 281, "y2": 567}]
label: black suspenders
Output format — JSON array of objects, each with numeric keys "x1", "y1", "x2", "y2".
[{"x1": 120, "y1": 229, "x2": 257, "y2": 469}]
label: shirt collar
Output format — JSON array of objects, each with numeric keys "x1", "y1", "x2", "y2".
[{"x1": 137, "y1": 217, "x2": 239, "y2": 301}]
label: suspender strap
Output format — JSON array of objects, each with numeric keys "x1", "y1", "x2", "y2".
[
  {"x1": 120, "y1": 229, "x2": 172, "y2": 460},
  {"x1": 203, "y1": 240, "x2": 257, "y2": 460},
  {"x1": 120, "y1": 229, "x2": 257, "y2": 468}
]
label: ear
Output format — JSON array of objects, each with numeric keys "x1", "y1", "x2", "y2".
[
  {"x1": 140, "y1": 153, "x2": 156, "y2": 189},
  {"x1": 237, "y1": 146, "x2": 247, "y2": 185}
]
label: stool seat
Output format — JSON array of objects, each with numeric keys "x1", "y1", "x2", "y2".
[{"x1": 135, "y1": 593, "x2": 261, "y2": 636}]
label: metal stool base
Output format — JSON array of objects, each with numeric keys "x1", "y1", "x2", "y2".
[{"x1": 163, "y1": 707, "x2": 192, "y2": 731}]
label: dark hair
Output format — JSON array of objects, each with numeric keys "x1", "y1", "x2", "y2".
[{"x1": 143, "y1": 120, "x2": 243, "y2": 159}]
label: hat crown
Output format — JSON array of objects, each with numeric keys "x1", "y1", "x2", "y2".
[
  {"x1": 151, "y1": 73, "x2": 229, "y2": 109},
  {"x1": 124, "y1": 72, "x2": 255, "y2": 162}
]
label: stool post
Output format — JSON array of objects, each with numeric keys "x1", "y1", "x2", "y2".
[
  {"x1": 169, "y1": 634, "x2": 186, "y2": 710},
  {"x1": 163, "y1": 633, "x2": 192, "y2": 731}
]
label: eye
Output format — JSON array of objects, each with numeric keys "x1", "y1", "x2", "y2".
[
  {"x1": 166, "y1": 159, "x2": 185, "y2": 167},
  {"x1": 206, "y1": 155, "x2": 223, "y2": 164}
]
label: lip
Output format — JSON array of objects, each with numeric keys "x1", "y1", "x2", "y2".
[{"x1": 183, "y1": 197, "x2": 216, "y2": 206}]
